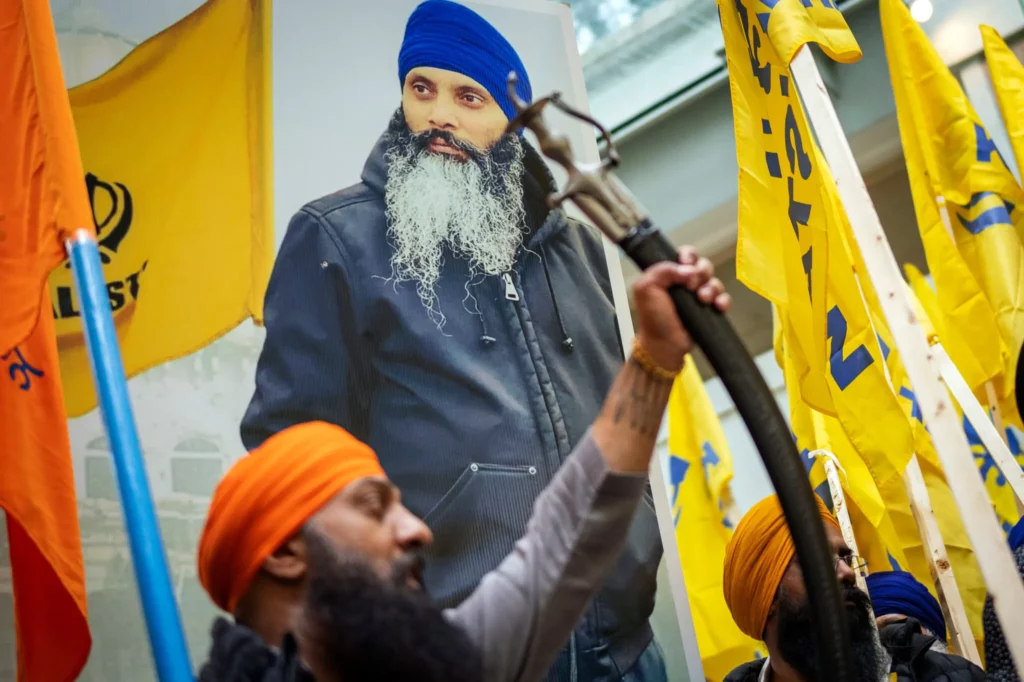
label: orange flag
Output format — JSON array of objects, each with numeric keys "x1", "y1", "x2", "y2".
[{"x1": 0, "y1": 0, "x2": 93, "y2": 680}]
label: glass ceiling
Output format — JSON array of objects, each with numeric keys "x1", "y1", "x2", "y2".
[{"x1": 566, "y1": 0, "x2": 675, "y2": 54}]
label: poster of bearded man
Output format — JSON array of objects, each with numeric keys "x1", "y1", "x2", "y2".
[{"x1": 244, "y1": 1, "x2": 697, "y2": 680}]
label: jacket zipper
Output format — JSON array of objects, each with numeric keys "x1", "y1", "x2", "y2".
[{"x1": 502, "y1": 272, "x2": 520, "y2": 301}]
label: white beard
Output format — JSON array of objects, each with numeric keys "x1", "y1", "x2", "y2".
[{"x1": 383, "y1": 131, "x2": 526, "y2": 326}]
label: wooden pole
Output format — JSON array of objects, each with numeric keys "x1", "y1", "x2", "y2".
[
  {"x1": 904, "y1": 455, "x2": 983, "y2": 663},
  {"x1": 817, "y1": 452, "x2": 869, "y2": 593},
  {"x1": 790, "y1": 47, "x2": 1024, "y2": 677}
]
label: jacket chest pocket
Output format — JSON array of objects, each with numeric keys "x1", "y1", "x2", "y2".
[{"x1": 421, "y1": 463, "x2": 548, "y2": 608}]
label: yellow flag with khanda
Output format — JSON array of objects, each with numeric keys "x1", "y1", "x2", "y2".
[
  {"x1": 982, "y1": 26, "x2": 1024, "y2": 182},
  {"x1": 51, "y1": 0, "x2": 273, "y2": 417},
  {"x1": 881, "y1": 0, "x2": 1021, "y2": 424},
  {"x1": 668, "y1": 358, "x2": 764, "y2": 681}
]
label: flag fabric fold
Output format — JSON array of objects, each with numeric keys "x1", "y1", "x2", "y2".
[
  {"x1": 53, "y1": 0, "x2": 273, "y2": 417},
  {"x1": 982, "y1": 26, "x2": 1024, "y2": 182},
  {"x1": 0, "y1": 0, "x2": 93, "y2": 679}
]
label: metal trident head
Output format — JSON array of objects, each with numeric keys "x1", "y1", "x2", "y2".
[{"x1": 503, "y1": 72, "x2": 645, "y2": 242}]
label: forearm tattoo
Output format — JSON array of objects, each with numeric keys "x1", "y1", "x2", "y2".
[{"x1": 610, "y1": 357, "x2": 675, "y2": 438}]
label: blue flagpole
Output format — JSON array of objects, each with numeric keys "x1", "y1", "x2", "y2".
[{"x1": 67, "y1": 228, "x2": 194, "y2": 682}]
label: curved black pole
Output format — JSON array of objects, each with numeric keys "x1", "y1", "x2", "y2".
[
  {"x1": 502, "y1": 76, "x2": 854, "y2": 682},
  {"x1": 620, "y1": 222, "x2": 852, "y2": 682}
]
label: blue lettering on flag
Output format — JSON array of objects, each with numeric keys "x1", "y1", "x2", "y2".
[
  {"x1": 785, "y1": 105, "x2": 813, "y2": 180},
  {"x1": 2, "y1": 348, "x2": 44, "y2": 392},
  {"x1": 976, "y1": 123, "x2": 1004, "y2": 164},
  {"x1": 965, "y1": 416, "x2": 1007, "y2": 486},
  {"x1": 701, "y1": 442, "x2": 720, "y2": 477},
  {"x1": 801, "y1": 247, "x2": 813, "y2": 299},
  {"x1": 877, "y1": 333, "x2": 890, "y2": 361},
  {"x1": 957, "y1": 192, "x2": 1013, "y2": 235},
  {"x1": 788, "y1": 178, "x2": 812, "y2": 237},
  {"x1": 899, "y1": 386, "x2": 922, "y2": 424},
  {"x1": 736, "y1": 0, "x2": 773, "y2": 94},
  {"x1": 670, "y1": 456, "x2": 690, "y2": 507},
  {"x1": 826, "y1": 306, "x2": 874, "y2": 390}
]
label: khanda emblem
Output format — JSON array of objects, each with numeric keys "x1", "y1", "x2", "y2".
[{"x1": 65, "y1": 172, "x2": 134, "y2": 267}]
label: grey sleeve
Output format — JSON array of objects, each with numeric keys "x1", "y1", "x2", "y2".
[{"x1": 445, "y1": 430, "x2": 647, "y2": 682}]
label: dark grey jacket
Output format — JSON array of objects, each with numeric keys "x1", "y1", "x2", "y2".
[{"x1": 240, "y1": 132, "x2": 662, "y2": 679}]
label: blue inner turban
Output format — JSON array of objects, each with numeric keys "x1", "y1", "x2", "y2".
[
  {"x1": 1009, "y1": 516, "x2": 1024, "y2": 552},
  {"x1": 866, "y1": 571, "x2": 946, "y2": 641},
  {"x1": 398, "y1": 0, "x2": 532, "y2": 122}
]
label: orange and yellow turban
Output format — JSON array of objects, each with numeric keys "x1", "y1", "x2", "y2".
[
  {"x1": 722, "y1": 494, "x2": 841, "y2": 640},
  {"x1": 197, "y1": 421, "x2": 385, "y2": 613}
]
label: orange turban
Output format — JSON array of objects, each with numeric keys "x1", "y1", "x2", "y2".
[
  {"x1": 722, "y1": 494, "x2": 841, "y2": 640},
  {"x1": 197, "y1": 421, "x2": 385, "y2": 613}
]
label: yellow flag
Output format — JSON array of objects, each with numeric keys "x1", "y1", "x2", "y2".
[
  {"x1": 759, "y1": 0, "x2": 862, "y2": 65},
  {"x1": 982, "y1": 26, "x2": 1024, "y2": 182},
  {"x1": 720, "y1": 0, "x2": 835, "y2": 411},
  {"x1": 52, "y1": 0, "x2": 273, "y2": 416},
  {"x1": 777, "y1": 308, "x2": 920, "y2": 583},
  {"x1": 905, "y1": 263, "x2": 999, "y2": 394},
  {"x1": 668, "y1": 358, "x2": 764, "y2": 682},
  {"x1": 881, "y1": 0, "x2": 1021, "y2": 412}
]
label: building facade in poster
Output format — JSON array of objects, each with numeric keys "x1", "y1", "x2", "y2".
[{"x1": 241, "y1": 1, "x2": 665, "y2": 679}]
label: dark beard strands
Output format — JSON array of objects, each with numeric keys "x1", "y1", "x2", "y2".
[
  {"x1": 300, "y1": 528, "x2": 483, "y2": 682},
  {"x1": 774, "y1": 583, "x2": 888, "y2": 682}
]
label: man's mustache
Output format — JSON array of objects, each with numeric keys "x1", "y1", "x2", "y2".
[
  {"x1": 411, "y1": 128, "x2": 484, "y2": 158},
  {"x1": 390, "y1": 549, "x2": 427, "y2": 590}
]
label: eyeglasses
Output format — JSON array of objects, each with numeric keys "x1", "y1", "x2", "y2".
[{"x1": 834, "y1": 554, "x2": 868, "y2": 573}]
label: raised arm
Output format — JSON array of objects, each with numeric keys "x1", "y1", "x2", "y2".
[{"x1": 448, "y1": 247, "x2": 730, "y2": 682}]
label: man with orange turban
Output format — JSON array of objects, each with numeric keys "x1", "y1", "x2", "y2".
[
  {"x1": 721, "y1": 494, "x2": 984, "y2": 682},
  {"x1": 196, "y1": 248, "x2": 731, "y2": 682}
]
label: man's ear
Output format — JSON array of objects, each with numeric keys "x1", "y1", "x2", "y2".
[{"x1": 262, "y1": 531, "x2": 308, "y2": 582}]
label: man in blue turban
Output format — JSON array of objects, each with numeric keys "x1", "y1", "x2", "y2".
[
  {"x1": 866, "y1": 571, "x2": 947, "y2": 646},
  {"x1": 242, "y1": 2, "x2": 668, "y2": 681},
  {"x1": 866, "y1": 571, "x2": 985, "y2": 681}
]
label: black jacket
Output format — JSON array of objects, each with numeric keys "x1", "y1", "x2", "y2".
[
  {"x1": 723, "y1": 619, "x2": 985, "y2": 682},
  {"x1": 198, "y1": 618, "x2": 312, "y2": 682},
  {"x1": 240, "y1": 130, "x2": 661, "y2": 679}
]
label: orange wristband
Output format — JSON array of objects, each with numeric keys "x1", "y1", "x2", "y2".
[{"x1": 631, "y1": 339, "x2": 681, "y2": 381}]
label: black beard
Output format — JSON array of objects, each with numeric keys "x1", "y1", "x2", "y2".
[
  {"x1": 300, "y1": 528, "x2": 482, "y2": 682},
  {"x1": 384, "y1": 107, "x2": 524, "y2": 191},
  {"x1": 775, "y1": 584, "x2": 889, "y2": 682}
]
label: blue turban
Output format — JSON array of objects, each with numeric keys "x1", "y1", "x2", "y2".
[
  {"x1": 1010, "y1": 516, "x2": 1024, "y2": 552},
  {"x1": 866, "y1": 571, "x2": 946, "y2": 641},
  {"x1": 398, "y1": 0, "x2": 532, "y2": 122}
]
